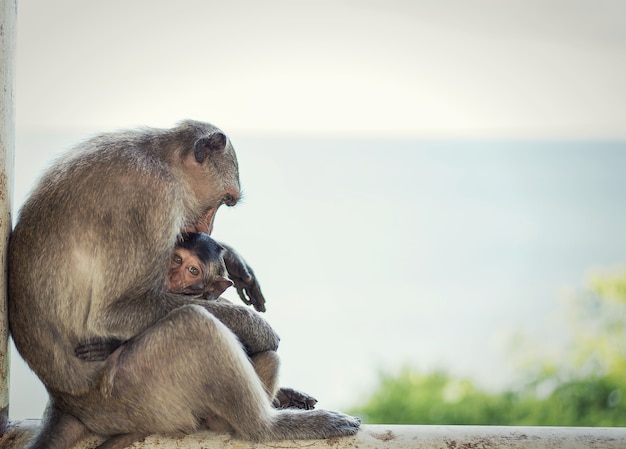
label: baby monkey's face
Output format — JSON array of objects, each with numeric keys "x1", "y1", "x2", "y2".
[{"x1": 167, "y1": 248, "x2": 206, "y2": 294}]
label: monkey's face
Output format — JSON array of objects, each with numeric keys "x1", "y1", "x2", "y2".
[
  {"x1": 167, "y1": 248, "x2": 206, "y2": 294},
  {"x1": 181, "y1": 166, "x2": 240, "y2": 235},
  {"x1": 181, "y1": 131, "x2": 241, "y2": 235}
]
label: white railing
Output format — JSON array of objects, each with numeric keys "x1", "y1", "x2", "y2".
[{"x1": 2, "y1": 422, "x2": 626, "y2": 449}]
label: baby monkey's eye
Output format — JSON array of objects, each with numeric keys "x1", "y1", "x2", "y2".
[
  {"x1": 188, "y1": 266, "x2": 200, "y2": 276},
  {"x1": 172, "y1": 254, "x2": 183, "y2": 264}
]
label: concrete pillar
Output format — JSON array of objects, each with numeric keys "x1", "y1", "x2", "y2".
[{"x1": 0, "y1": 0, "x2": 16, "y2": 434}]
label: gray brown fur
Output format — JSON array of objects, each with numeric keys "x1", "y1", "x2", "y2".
[{"x1": 8, "y1": 120, "x2": 360, "y2": 449}]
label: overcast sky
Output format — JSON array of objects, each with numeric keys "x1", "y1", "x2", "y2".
[{"x1": 15, "y1": 0, "x2": 626, "y2": 138}]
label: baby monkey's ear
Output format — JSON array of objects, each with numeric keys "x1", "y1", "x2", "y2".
[{"x1": 205, "y1": 276, "x2": 234, "y2": 300}]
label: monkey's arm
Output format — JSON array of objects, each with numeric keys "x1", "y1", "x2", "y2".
[
  {"x1": 202, "y1": 299, "x2": 279, "y2": 354},
  {"x1": 218, "y1": 242, "x2": 267, "y2": 313},
  {"x1": 76, "y1": 298, "x2": 279, "y2": 361}
]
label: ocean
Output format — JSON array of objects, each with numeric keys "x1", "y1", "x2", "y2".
[{"x1": 8, "y1": 130, "x2": 626, "y2": 419}]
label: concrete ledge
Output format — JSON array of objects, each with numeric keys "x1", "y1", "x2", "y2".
[{"x1": 2, "y1": 422, "x2": 626, "y2": 449}]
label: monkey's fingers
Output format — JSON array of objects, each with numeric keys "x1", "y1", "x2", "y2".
[
  {"x1": 273, "y1": 387, "x2": 318, "y2": 410},
  {"x1": 233, "y1": 285, "x2": 264, "y2": 312},
  {"x1": 234, "y1": 286, "x2": 252, "y2": 305},
  {"x1": 74, "y1": 338, "x2": 123, "y2": 361},
  {"x1": 222, "y1": 248, "x2": 254, "y2": 282},
  {"x1": 237, "y1": 283, "x2": 266, "y2": 313},
  {"x1": 219, "y1": 242, "x2": 267, "y2": 311}
]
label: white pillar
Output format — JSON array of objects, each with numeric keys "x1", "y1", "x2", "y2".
[{"x1": 0, "y1": 0, "x2": 16, "y2": 433}]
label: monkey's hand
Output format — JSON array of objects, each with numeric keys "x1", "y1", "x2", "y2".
[
  {"x1": 75, "y1": 338, "x2": 124, "y2": 362},
  {"x1": 219, "y1": 242, "x2": 267, "y2": 313},
  {"x1": 273, "y1": 387, "x2": 318, "y2": 410}
]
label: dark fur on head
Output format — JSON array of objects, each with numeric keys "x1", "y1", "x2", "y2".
[{"x1": 177, "y1": 232, "x2": 225, "y2": 265}]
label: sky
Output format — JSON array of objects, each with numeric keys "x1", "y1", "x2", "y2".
[
  {"x1": 8, "y1": 0, "x2": 626, "y2": 421},
  {"x1": 15, "y1": 0, "x2": 626, "y2": 138}
]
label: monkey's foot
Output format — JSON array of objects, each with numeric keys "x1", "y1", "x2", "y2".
[{"x1": 273, "y1": 387, "x2": 318, "y2": 410}]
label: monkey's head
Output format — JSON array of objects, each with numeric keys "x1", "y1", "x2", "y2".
[
  {"x1": 174, "y1": 120, "x2": 241, "y2": 235},
  {"x1": 167, "y1": 232, "x2": 234, "y2": 299}
]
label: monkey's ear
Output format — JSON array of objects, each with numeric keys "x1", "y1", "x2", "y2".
[
  {"x1": 207, "y1": 277, "x2": 234, "y2": 299},
  {"x1": 193, "y1": 132, "x2": 227, "y2": 163}
]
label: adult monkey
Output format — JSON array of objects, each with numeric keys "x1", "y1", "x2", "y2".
[{"x1": 8, "y1": 120, "x2": 360, "y2": 449}]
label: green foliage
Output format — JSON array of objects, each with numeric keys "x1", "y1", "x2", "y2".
[
  {"x1": 350, "y1": 268, "x2": 626, "y2": 426},
  {"x1": 350, "y1": 368, "x2": 532, "y2": 425}
]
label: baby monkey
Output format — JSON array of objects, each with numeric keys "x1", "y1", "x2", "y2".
[
  {"x1": 168, "y1": 232, "x2": 318, "y2": 412},
  {"x1": 167, "y1": 232, "x2": 233, "y2": 300}
]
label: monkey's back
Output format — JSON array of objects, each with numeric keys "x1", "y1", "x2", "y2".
[{"x1": 8, "y1": 129, "x2": 187, "y2": 395}]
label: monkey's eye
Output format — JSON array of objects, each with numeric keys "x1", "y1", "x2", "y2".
[
  {"x1": 172, "y1": 254, "x2": 183, "y2": 265},
  {"x1": 188, "y1": 266, "x2": 200, "y2": 276}
]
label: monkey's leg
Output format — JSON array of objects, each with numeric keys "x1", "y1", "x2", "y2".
[
  {"x1": 83, "y1": 304, "x2": 272, "y2": 437},
  {"x1": 250, "y1": 351, "x2": 280, "y2": 399},
  {"x1": 88, "y1": 304, "x2": 359, "y2": 442},
  {"x1": 24, "y1": 401, "x2": 91, "y2": 449},
  {"x1": 249, "y1": 352, "x2": 316, "y2": 410}
]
